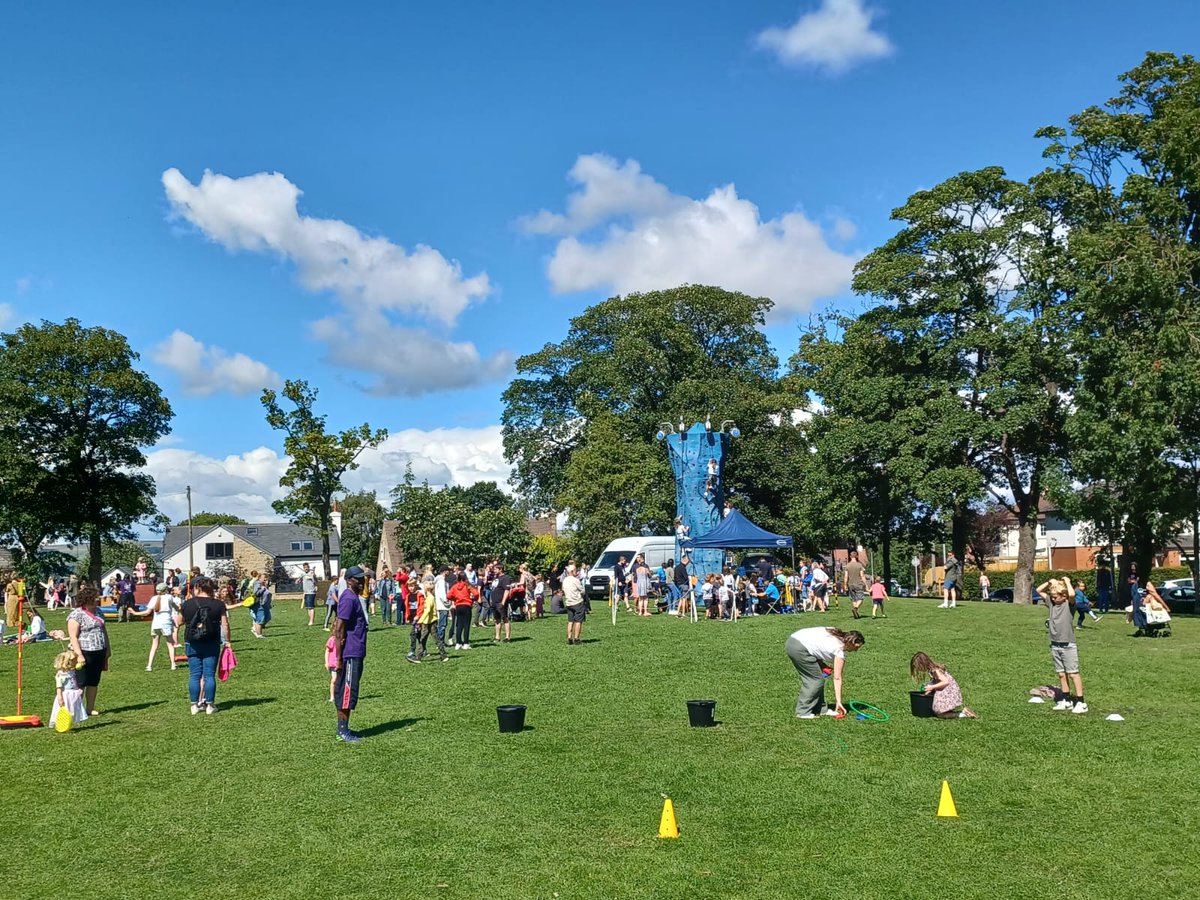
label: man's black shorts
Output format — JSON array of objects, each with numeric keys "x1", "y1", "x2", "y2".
[
  {"x1": 566, "y1": 604, "x2": 586, "y2": 623},
  {"x1": 335, "y1": 656, "x2": 364, "y2": 710},
  {"x1": 489, "y1": 601, "x2": 511, "y2": 623}
]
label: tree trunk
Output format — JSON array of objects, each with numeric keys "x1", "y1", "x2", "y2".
[
  {"x1": 88, "y1": 530, "x2": 102, "y2": 586},
  {"x1": 1013, "y1": 518, "x2": 1038, "y2": 605},
  {"x1": 1190, "y1": 508, "x2": 1200, "y2": 591},
  {"x1": 1117, "y1": 514, "x2": 1155, "y2": 604},
  {"x1": 951, "y1": 501, "x2": 969, "y2": 569},
  {"x1": 320, "y1": 508, "x2": 332, "y2": 579},
  {"x1": 881, "y1": 520, "x2": 893, "y2": 587}
]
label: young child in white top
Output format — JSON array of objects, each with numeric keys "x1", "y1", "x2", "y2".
[{"x1": 49, "y1": 650, "x2": 89, "y2": 730}]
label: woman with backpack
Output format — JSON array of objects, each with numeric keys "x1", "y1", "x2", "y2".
[{"x1": 178, "y1": 576, "x2": 231, "y2": 715}]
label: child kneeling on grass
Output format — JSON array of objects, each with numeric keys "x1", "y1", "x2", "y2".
[{"x1": 910, "y1": 652, "x2": 976, "y2": 718}]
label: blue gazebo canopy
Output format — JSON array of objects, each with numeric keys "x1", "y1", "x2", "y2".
[{"x1": 680, "y1": 510, "x2": 793, "y2": 550}]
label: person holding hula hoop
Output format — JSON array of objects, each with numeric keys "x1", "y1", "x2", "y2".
[{"x1": 785, "y1": 626, "x2": 865, "y2": 718}]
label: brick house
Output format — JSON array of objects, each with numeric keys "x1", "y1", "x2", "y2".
[{"x1": 161, "y1": 521, "x2": 341, "y2": 585}]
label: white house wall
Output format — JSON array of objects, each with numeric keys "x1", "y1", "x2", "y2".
[{"x1": 161, "y1": 526, "x2": 240, "y2": 576}]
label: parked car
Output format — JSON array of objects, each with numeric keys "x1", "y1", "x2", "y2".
[
  {"x1": 988, "y1": 587, "x2": 1040, "y2": 604},
  {"x1": 887, "y1": 579, "x2": 910, "y2": 597},
  {"x1": 1160, "y1": 586, "x2": 1196, "y2": 614},
  {"x1": 1160, "y1": 578, "x2": 1194, "y2": 591},
  {"x1": 586, "y1": 535, "x2": 677, "y2": 603}
]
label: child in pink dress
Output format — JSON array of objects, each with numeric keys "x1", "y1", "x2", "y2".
[
  {"x1": 325, "y1": 635, "x2": 337, "y2": 702},
  {"x1": 910, "y1": 652, "x2": 976, "y2": 718}
]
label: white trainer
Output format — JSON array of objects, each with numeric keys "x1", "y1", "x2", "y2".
[
  {"x1": 1071, "y1": 702, "x2": 1089, "y2": 715},
  {"x1": 796, "y1": 713, "x2": 817, "y2": 719},
  {"x1": 1052, "y1": 699, "x2": 1072, "y2": 711}
]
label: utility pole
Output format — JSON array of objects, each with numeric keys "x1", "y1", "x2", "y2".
[{"x1": 187, "y1": 485, "x2": 194, "y2": 577}]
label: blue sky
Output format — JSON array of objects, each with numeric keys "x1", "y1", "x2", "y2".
[{"x1": 3, "y1": 1, "x2": 1196, "y2": 522}]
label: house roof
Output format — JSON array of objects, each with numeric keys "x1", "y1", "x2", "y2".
[
  {"x1": 376, "y1": 520, "x2": 403, "y2": 573},
  {"x1": 163, "y1": 523, "x2": 341, "y2": 560}
]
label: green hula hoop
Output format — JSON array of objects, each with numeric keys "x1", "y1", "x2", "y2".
[{"x1": 848, "y1": 701, "x2": 890, "y2": 722}]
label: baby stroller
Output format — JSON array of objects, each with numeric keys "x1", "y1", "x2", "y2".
[{"x1": 1143, "y1": 604, "x2": 1172, "y2": 638}]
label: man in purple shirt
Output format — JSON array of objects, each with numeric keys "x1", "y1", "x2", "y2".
[{"x1": 332, "y1": 565, "x2": 369, "y2": 743}]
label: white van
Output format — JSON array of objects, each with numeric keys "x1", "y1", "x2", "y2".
[{"x1": 585, "y1": 536, "x2": 677, "y2": 602}]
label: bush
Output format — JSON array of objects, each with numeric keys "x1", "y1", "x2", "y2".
[{"x1": 959, "y1": 566, "x2": 1191, "y2": 602}]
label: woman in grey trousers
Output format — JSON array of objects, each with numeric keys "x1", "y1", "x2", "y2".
[{"x1": 785, "y1": 626, "x2": 865, "y2": 718}]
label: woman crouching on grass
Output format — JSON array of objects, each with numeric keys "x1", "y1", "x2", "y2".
[{"x1": 785, "y1": 626, "x2": 864, "y2": 718}]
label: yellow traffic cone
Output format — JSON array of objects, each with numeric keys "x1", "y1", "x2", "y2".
[
  {"x1": 937, "y1": 780, "x2": 958, "y2": 818},
  {"x1": 658, "y1": 796, "x2": 680, "y2": 838}
]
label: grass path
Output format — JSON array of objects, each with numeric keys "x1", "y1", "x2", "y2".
[{"x1": 5, "y1": 599, "x2": 1197, "y2": 899}]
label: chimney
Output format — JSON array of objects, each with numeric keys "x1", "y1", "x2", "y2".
[{"x1": 330, "y1": 500, "x2": 343, "y2": 539}]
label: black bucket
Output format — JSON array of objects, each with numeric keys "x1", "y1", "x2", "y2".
[
  {"x1": 686, "y1": 699, "x2": 717, "y2": 727},
  {"x1": 909, "y1": 691, "x2": 936, "y2": 718},
  {"x1": 497, "y1": 704, "x2": 527, "y2": 733}
]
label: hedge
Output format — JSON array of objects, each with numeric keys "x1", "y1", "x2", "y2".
[{"x1": 956, "y1": 566, "x2": 1192, "y2": 602}]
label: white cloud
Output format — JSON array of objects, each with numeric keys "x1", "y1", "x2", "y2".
[
  {"x1": 755, "y1": 0, "x2": 893, "y2": 74},
  {"x1": 523, "y1": 154, "x2": 857, "y2": 319},
  {"x1": 15, "y1": 277, "x2": 32, "y2": 295},
  {"x1": 163, "y1": 168, "x2": 507, "y2": 396},
  {"x1": 0, "y1": 303, "x2": 14, "y2": 330},
  {"x1": 146, "y1": 426, "x2": 509, "y2": 524},
  {"x1": 163, "y1": 168, "x2": 491, "y2": 325},
  {"x1": 151, "y1": 330, "x2": 282, "y2": 397},
  {"x1": 309, "y1": 311, "x2": 514, "y2": 396}
]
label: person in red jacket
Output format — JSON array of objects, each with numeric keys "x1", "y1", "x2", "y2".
[
  {"x1": 448, "y1": 573, "x2": 476, "y2": 650},
  {"x1": 395, "y1": 566, "x2": 410, "y2": 625}
]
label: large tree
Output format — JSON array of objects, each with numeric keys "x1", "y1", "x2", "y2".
[
  {"x1": 0, "y1": 319, "x2": 172, "y2": 584},
  {"x1": 337, "y1": 489, "x2": 386, "y2": 568},
  {"x1": 175, "y1": 511, "x2": 247, "y2": 527},
  {"x1": 389, "y1": 471, "x2": 529, "y2": 567},
  {"x1": 502, "y1": 285, "x2": 802, "y2": 546},
  {"x1": 848, "y1": 167, "x2": 1073, "y2": 603},
  {"x1": 261, "y1": 380, "x2": 387, "y2": 577},
  {"x1": 1038, "y1": 52, "x2": 1200, "y2": 597}
]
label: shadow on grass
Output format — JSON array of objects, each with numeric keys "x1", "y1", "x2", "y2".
[
  {"x1": 79, "y1": 720, "x2": 122, "y2": 730},
  {"x1": 105, "y1": 700, "x2": 167, "y2": 714},
  {"x1": 358, "y1": 717, "x2": 427, "y2": 737},
  {"x1": 220, "y1": 697, "x2": 276, "y2": 709}
]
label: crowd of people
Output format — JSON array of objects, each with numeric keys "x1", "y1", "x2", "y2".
[{"x1": 0, "y1": 546, "x2": 1183, "y2": 740}]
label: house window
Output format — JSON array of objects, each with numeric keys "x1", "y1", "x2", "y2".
[
  {"x1": 291, "y1": 541, "x2": 301, "y2": 551},
  {"x1": 1039, "y1": 524, "x2": 1046, "y2": 537},
  {"x1": 205, "y1": 542, "x2": 233, "y2": 559},
  {"x1": 246, "y1": 527, "x2": 258, "y2": 535},
  {"x1": 303, "y1": 541, "x2": 314, "y2": 551}
]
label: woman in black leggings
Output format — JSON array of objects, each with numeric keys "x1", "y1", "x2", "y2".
[{"x1": 448, "y1": 573, "x2": 475, "y2": 649}]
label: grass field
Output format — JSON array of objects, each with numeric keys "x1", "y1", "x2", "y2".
[{"x1": 5, "y1": 598, "x2": 1198, "y2": 899}]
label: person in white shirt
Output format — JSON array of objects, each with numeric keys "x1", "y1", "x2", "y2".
[
  {"x1": 785, "y1": 626, "x2": 865, "y2": 718},
  {"x1": 810, "y1": 563, "x2": 831, "y2": 612},
  {"x1": 433, "y1": 566, "x2": 452, "y2": 648},
  {"x1": 562, "y1": 563, "x2": 586, "y2": 645}
]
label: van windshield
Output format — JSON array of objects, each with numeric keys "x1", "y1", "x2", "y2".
[{"x1": 592, "y1": 551, "x2": 633, "y2": 570}]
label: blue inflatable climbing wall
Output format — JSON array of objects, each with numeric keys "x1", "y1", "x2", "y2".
[{"x1": 665, "y1": 423, "x2": 729, "y2": 588}]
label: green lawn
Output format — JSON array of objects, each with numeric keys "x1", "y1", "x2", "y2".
[{"x1": 5, "y1": 599, "x2": 1198, "y2": 899}]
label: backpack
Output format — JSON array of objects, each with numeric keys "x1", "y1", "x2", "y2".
[{"x1": 188, "y1": 603, "x2": 218, "y2": 643}]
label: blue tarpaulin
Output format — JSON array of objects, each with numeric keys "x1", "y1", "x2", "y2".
[{"x1": 679, "y1": 510, "x2": 793, "y2": 550}]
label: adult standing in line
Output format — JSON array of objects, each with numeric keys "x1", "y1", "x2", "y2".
[
  {"x1": 323, "y1": 576, "x2": 340, "y2": 630},
  {"x1": 332, "y1": 565, "x2": 369, "y2": 743},
  {"x1": 1095, "y1": 560, "x2": 1113, "y2": 614},
  {"x1": 376, "y1": 567, "x2": 396, "y2": 626},
  {"x1": 251, "y1": 572, "x2": 273, "y2": 638},
  {"x1": 633, "y1": 555, "x2": 651, "y2": 617},
  {"x1": 810, "y1": 562, "x2": 830, "y2": 613},
  {"x1": 433, "y1": 566, "x2": 452, "y2": 648},
  {"x1": 785, "y1": 626, "x2": 865, "y2": 718},
  {"x1": 3, "y1": 571, "x2": 19, "y2": 641},
  {"x1": 563, "y1": 563, "x2": 586, "y2": 645},
  {"x1": 672, "y1": 556, "x2": 691, "y2": 617},
  {"x1": 613, "y1": 555, "x2": 630, "y2": 613},
  {"x1": 843, "y1": 551, "x2": 867, "y2": 620},
  {"x1": 939, "y1": 552, "x2": 961, "y2": 608},
  {"x1": 448, "y1": 572, "x2": 475, "y2": 649},
  {"x1": 179, "y1": 577, "x2": 230, "y2": 715},
  {"x1": 301, "y1": 563, "x2": 318, "y2": 627},
  {"x1": 67, "y1": 585, "x2": 111, "y2": 716},
  {"x1": 129, "y1": 583, "x2": 180, "y2": 671},
  {"x1": 395, "y1": 565, "x2": 410, "y2": 625},
  {"x1": 491, "y1": 564, "x2": 513, "y2": 644}
]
